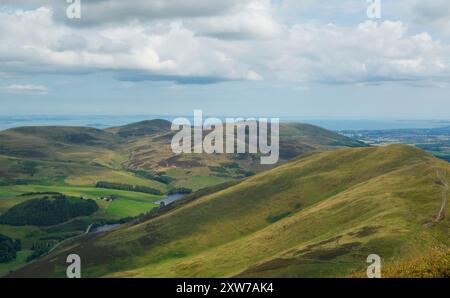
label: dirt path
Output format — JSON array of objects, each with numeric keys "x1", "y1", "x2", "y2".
[
  {"x1": 424, "y1": 166, "x2": 448, "y2": 227},
  {"x1": 46, "y1": 224, "x2": 93, "y2": 255},
  {"x1": 434, "y1": 168, "x2": 448, "y2": 222}
]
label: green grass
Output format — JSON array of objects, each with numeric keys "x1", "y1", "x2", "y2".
[
  {"x1": 0, "y1": 120, "x2": 371, "y2": 277},
  {"x1": 11, "y1": 145, "x2": 449, "y2": 278},
  {"x1": 0, "y1": 225, "x2": 38, "y2": 244},
  {"x1": 0, "y1": 249, "x2": 32, "y2": 277},
  {"x1": 105, "y1": 199, "x2": 158, "y2": 218},
  {"x1": 0, "y1": 184, "x2": 162, "y2": 276},
  {"x1": 0, "y1": 184, "x2": 161, "y2": 219},
  {"x1": 171, "y1": 174, "x2": 234, "y2": 190}
]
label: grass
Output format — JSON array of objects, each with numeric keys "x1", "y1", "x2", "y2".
[
  {"x1": 0, "y1": 120, "x2": 365, "y2": 189},
  {"x1": 11, "y1": 145, "x2": 449, "y2": 278},
  {"x1": 0, "y1": 184, "x2": 161, "y2": 218},
  {"x1": 0, "y1": 120, "x2": 371, "y2": 277},
  {"x1": 0, "y1": 249, "x2": 32, "y2": 277},
  {"x1": 171, "y1": 173, "x2": 234, "y2": 190},
  {"x1": 348, "y1": 246, "x2": 450, "y2": 278},
  {"x1": 105, "y1": 199, "x2": 158, "y2": 218},
  {"x1": 381, "y1": 247, "x2": 449, "y2": 278},
  {"x1": 0, "y1": 184, "x2": 161, "y2": 276}
]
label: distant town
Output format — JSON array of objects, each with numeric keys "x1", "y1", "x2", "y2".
[{"x1": 341, "y1": 126, "x2": 450, "y2": 162}]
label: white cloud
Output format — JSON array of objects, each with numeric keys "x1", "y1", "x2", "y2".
[
  {"x1": 187, "y1": 1, "x2": 282, "y2": 40},
  {"x1": 270, "y1": 21, "x2": 450, "y2": 84},
  {"x1": 0, "y1": 7, "x2": 263, "y2": 82},
  {"x1": 2, "y1": 84, "x2": 48, "y2": 94},
  {"x1": 0, "y1": 2, "x2": 449, "y2": 86}
]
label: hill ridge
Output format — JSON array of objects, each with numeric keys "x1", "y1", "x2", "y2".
[{"x1": 9, "y1": 144, "x2": 448, "y2": 277}]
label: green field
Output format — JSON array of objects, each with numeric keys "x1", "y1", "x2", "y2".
[
  {"x1": 0, "y1": 183, "x2": 161, "y2": 275},
  {"x1": 11, "y1": 145, "x2": 449, "y2": 278},
  {"x1": 0, "y1": 185, "x2": 161, "y2": 218}
]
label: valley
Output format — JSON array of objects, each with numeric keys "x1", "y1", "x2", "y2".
[
  {"x1": 0, "y1": 120, "x2": 365, "y2": 276},
  {"x1": 2, "y1": 0, "x2": 450, "y2": 283},
  {"x1": 6, "y1": 144, "x2": 450, "y2": 278}
]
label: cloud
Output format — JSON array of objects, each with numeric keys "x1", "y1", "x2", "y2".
[
  {"x1": 0, "y1": 7, "x2": 262, "y2": 83},
  {"x1": 0, "y1": 72, "x2": 13, "y2": 78},
  {"x1": 269, "y1": 21, "x2": 450, "y2": 85},
  {"x1": 2, "y1": 84, "x2": 48, "y2": 94},
  {"x1": 413, "y1": 0, "x2": 450, "y2": 35},
  {"x1": 50, "y1": 0, "x2": 250, "y2": 26},
  {"x1": 187, "y1": 1, "x2": 282, "y2": 40},
  {"x1": 0, "y1": 2, "x2": 450, "y2": 87}
]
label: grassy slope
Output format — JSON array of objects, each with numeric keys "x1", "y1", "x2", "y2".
[
  {"x1": 0, "y1": 120, "x2": 364, "y2": 186},
  {"x1": 0, "y1": 120, "x2": 367, "y2": 276},
  {"x1": 10, "y1": 145, "x2": 449, "y2": 277}
]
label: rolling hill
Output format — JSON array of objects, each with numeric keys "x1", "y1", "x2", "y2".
[
  {"x1": 0, "y1": 120, "x2": 366, "y2": 189},
  {"x1": 0, "y1": 120, "x2": 367, "y2": 275},
  {"x1": 10, "y1": 145, "x2": 449, "y2": 277}
]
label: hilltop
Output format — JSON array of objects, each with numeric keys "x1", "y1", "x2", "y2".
[{"x1": 10, "y1": 145, "x2": 449, "y2": 277}]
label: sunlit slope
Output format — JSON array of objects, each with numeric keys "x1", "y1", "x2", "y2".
[{"x1": 11, "y1": 145, "x2": 449, "y2": 277}]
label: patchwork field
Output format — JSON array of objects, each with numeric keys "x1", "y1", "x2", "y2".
[{"x1": 0, "y1": 183, "x2": 161, "y2": 275}]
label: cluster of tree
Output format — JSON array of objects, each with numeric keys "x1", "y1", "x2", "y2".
[
  {"x1": 167, "y1": 187, "x2": 193, "y2": 195},
  {"x1": 0, "y1": 179, "x2": 33, "y2": 186},
  {"x1": 132, "y1": 170, "x2": 173, "y2": 184},
  {"x1": 209, "y1": 166, "x2": 229, "y2": 174},
  {"x1": 26, "y1": 240, "x2": 56, "y2": 262},
  {"x1": 220, "y1": 162, "x2": 240, "y2": 169},
  {"x1": 235, "y1": 169, "x2": 256, "y2": 178},
  {"x1": 0, "y1": 234, "x2": 21, "y2": 263},
  {"x1": 19, "y1": 191, "x2": 63, "y2": 197},
  {"x1": 209, "y1": 164, "x2": 255, "y2": 179},
  {"x1": 95, "y1": 181, "x2": 162, "y2": 195},
  {"x1": 0, "y1": 195, "x2": 99, "y2": 226}
]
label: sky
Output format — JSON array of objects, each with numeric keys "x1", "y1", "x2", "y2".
[{"x1": 0, "y1": 0, "x2": 450, "y2": 119}]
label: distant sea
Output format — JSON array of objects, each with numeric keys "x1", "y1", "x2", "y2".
[{"x1": 0, "y1": 115, "x2": 449, "y2": 132}]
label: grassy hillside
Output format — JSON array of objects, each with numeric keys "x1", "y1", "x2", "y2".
[
  {"x1": 10, "y1": 145, "x2": 449, "y2": 277},
  {"x1": 0, "y1": 120, "x2": 366, "y2": 276},
  {"x1": 0, "y1": 120, "x2": 365, "y2": 190}
]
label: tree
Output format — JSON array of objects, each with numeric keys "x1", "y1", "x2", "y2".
[{"x1": 0, "y1": 234, "x2": 19, "y2": 263}]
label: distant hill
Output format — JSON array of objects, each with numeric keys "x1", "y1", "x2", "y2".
[
  {"x1": 0, "y1": 120, "x2": 366, "y2": 190},
  {"x1": 0, "y1": 119, "x2": 369, "y2": 276},
  {"x1": 0, "y1": 126, "x2": 116, "y2": 158},
  {"x1": 11, "y1": 145, "x2": 449, "y2": 277},
  {"x1": 106, "y1": 119, "x2": 172, "y2": 138}
]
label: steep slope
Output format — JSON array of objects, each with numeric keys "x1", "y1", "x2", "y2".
[{"x1": 10, "y1": 145, "x2": 449, "y2": 277}]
